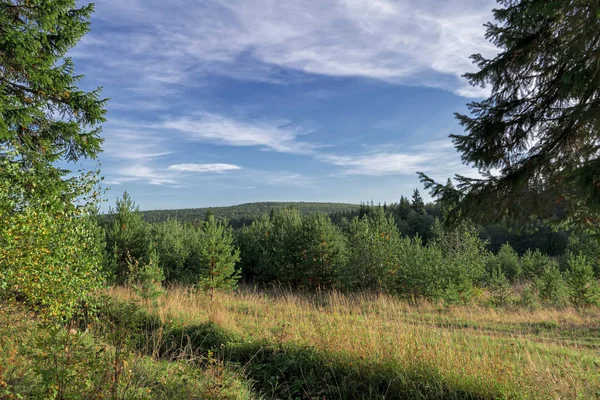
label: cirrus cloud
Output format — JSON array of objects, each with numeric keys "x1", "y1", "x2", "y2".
[{"x1": 167, "y1": 163, "x2": 241, "y2": 173}]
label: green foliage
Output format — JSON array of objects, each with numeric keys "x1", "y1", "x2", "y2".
[
  {"x1": 343, "y1": 208, "x2": 401, "y2": 292},
  {"x1": 419, "y1": 0, "x2": 600, "y2": 231},
  {"x1": 487, "y1": 243, "x2": 521, "y2": 282},
  {"x1": 134, "y1": 245, "x2": 165, "y2": 307},
  {"x1": 488, "y1": 267, "x2": 512, "y2": 306},
  {"x1": 197, "y1": 215, "x2": 241, "y2": 300},
  {"x1": 566, "y1": 233, "x2": 600, "y2": 277},
  {"x1": 536, "y1": 264, "x2": 567, "y2": 308},
  {"x1": 519, "y1": 284, "x2": 540, "y2": 310},
  {"x1": 139, "y1": 201, "x2": 360, "y2": 226},
  {"x1": 394, "y1": 236, "x2": 445, "y2": 300},
  {"x1": 151, "y1": 218, "x2": 194, "y2": 282},
  {"x1": 0, "y1": 0, "x2": 107, "y2": 321},
  {"x1": 296, "y1": 213, "x2": 347, "y2": 290},
  {"x1": 0, "y1": 0, "x2": 107, "y2": 167},
  {"x1": 0, "y1": 155, "x2": 104, "y2": 320},
  {"x1": 521, "y1": 249, "x2": 557, "y2": 280},
  {"x1": 564, "y1": 253, "x2": 600, "y2": 308},
  {"x1": 27, "y1": 325, "x2": 107, "y2": 399},
  {"x1": 105, "y1": 191, "x2": 149, "y2": 283},
  {"x1": 411, "y1": 189, "x2": 426, "y2": 215},
  {"x1": 431, "y1": 220, "x2": 488, "y2": 300}
]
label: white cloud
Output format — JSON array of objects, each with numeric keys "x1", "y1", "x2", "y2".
[
  {"x1": 163, "y1": 113, "x2": 318, "y2": 154},
  {"x1": 322, "y1": 152, "x2": 430, "y2": 175},
  {"x1": 168, "y1": 163, "x2": 241, "y2": 173},
  {"x1": 320, "y1": 139, "x2": 479, "y2": 179},
  {"x1": 79, "y1": 0, "x2": 498, "y2": 97}
]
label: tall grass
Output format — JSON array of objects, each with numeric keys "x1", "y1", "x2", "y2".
[{"x1": 108, "y1": 285, "x2": 600, "y2": 399}]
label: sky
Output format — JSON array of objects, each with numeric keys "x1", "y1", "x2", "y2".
[{"x1": 70, "y1": 0, "x2": 500, "y2": 210}]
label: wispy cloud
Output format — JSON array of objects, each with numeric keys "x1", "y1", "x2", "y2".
[
  {"x1": 320, "y1": 139, "x2": 478, "y2": 179},
  {"x1": 168, "y1": 163, "x2": 241, "y2": 173},
  {"x1": 163, "y1": 113, "x2": 318, "y2": 154},
  {"x1": 78, "y1": 0, "x2": 497, "y2": 97}
]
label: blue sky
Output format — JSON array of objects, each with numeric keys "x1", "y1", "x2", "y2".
[{"x1": 71, "y1": 0, "x2": 499, "y2": 210}]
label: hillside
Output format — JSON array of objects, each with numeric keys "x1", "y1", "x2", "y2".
[{"x1": 139, "y1": 201, "x2": 360, "y2": 225}]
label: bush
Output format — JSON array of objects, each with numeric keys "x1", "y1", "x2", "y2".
[
  {"x1": 296, "y1": 213, "x2": 347, "y2": 290},
  {"x1": 394, "y1": 236, "x2": 445, "y2": 300},
  {"x1": 487, "y1": 243, "x2": 521, "y2": 282},
  {"x1": 0, "y1": 157, "x2": 104, "y2": 321},
  {"x1": 564, "y1": 253, "x2": 600, "y2": 308},
  {"x1": 566, "y1": 233, "x2": 600, "y2": 277},
  {"x1": 488, "y1": 267, "x2": 512, "y2": 306},
  {"x1": 519, "y1": 284, "x2": 540, "y2": 310},
  {"x1": 536, "y1": 264, "x2": 568, "y2": 308},
  {"x1": 431, "y1": 220, "x2": 489, "y2": 302},
  {"x1": 343, "y1": 208, "x2": 401, "y2": 292},
  {"x1": 521, "y1": 249, "x2": 554, "y2": 280}
]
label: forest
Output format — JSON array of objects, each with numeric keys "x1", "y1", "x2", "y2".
[{"x1": 2, "y1": 0, "x2": 600, "y2": 399}]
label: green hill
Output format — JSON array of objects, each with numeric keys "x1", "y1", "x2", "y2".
[{"x1": 139, "y1": 202, "x2": 360, "y2": 226}]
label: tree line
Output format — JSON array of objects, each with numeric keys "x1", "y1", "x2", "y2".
[{"x1": 103, "y1": 191, "x2": 600, "y2": 308}]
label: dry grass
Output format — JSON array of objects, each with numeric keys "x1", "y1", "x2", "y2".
[{"x1": 107, "y1": 286, "x2": 600, "y2": 399}]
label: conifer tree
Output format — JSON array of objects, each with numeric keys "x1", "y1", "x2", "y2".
[
  {"x1": 411, "y1": 189, "x2": 426, "y2": 215},
  {"x1": 105, "y1": 192, "x2": 149, "y2": 282},
  {"x1": 197, "y1": 215, "x2": 241, "y2": 301},
  {"x1": 420, "y1": 0, "x2": 600, "y2": 232},
  {"x1": 0, "y1": 0, "x2": 107, "y2": 168}
]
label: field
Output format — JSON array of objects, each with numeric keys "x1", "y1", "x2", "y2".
[{"x1": 102, "y1": 286, "x2": 600, "y2": 399}]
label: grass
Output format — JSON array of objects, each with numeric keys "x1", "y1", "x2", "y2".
[
  {"x1": 0, "y1": 301, "x2": 256, "y2": 400},
  {"x1": 107, "y1": 286, "x2": 600, "y2": 399},
  {"x1": 3, "y1": 288, "x2": 599, "y2": 399}
]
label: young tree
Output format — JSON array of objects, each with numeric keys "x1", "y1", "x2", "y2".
[
  {"x1": 105, "y1": 192, "x2": 149, "y2": 283},
  {"x1": 197, "y1": 215, "x2": 241, "y2": 301},
  {"x1": 487, "y1": 243, "x2": 521, "y2": 282},
  {"x1": 420, "y1": 0, "x2": 600, "y2": 232},
  {"x1": 296, "y1": 213, "x2": 347, "y2": 290},
  {"x1": 343, "y1": 208, "x2": 401, "y2": 292},
  {"x1": 564, "y1": 253, "x2": 600, "y2": 308},
  {"x1": 536, "y1": 264, "x2": 568, "y2": 308}
]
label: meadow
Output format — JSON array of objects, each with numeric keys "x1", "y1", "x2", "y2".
[{"x1": 101, "y1": 285, "x2": 600, "y2": 399}]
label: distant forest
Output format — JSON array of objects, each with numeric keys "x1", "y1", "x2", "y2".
[
  {"x1": 118, "y1": 193, "x2": 570, "y2": 257},
  {"x1": 139, "y1": 202, "x2": 361, "y2": 227}
]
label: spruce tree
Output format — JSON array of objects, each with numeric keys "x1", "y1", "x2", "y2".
[
  {"x1": 420, "y1": 0, "x2": 600, "y2": 232},
  {"x1": 105, "y1": 192, "x2": 149, "y2": 283},
  {"x1": 0, "y1": 0, "x2": 107, "y2": 168},
  {"x1": 197, "y1": 215, "x2": 241, "y2": 301},
  {"x1": 411, "y1": 189, "x2": 426, "y2": 215}
]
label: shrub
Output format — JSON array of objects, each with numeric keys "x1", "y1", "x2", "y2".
[
  {"x1": 487, "y1": 243, "x2": 521, "y2": 282},
  {"x1": 519, "y1": 284, "x2": 540, "y2": 310},
  {"x1": 566, "y1": 233, "x2": 600, "y2": 277},
  {"x1": 488, "y1": 267, "x2": 512, "y2": 306},
  {"x1": 394, "y1": 236, "x2": 445, "y2": 300},
  {"x1": 296, "y1": 213, "x2": 347, "y2": 290},
  {"x1": 521, "y1": 249, "x2": 554, "y2": 280},
  {"x1": 105, "y1": 192, "x2": 150, "y2": 283},
  {"x1": 536, "y1": 264, "x2": 568, "y2": 308},
  {"x1": 564, "y1": 253, "x2": 600, "y2": 308},
  {"x1": 0, "y1": 157, "x2": 104, "y2": 321},
  {"x1": 343, "y1": 208, "x2": 401, "y2": 292},
  {"x1": 134, "y1": 246, "x2": 165, "y2": 307}
]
